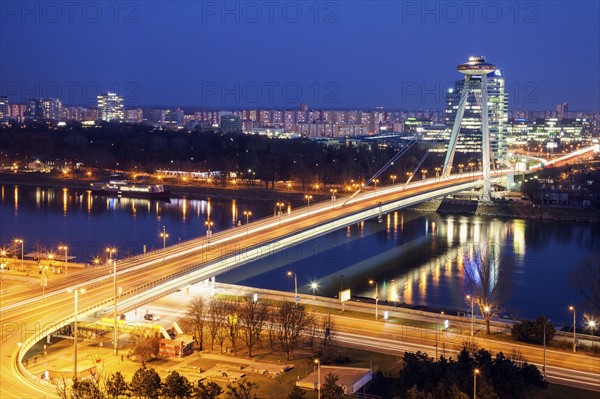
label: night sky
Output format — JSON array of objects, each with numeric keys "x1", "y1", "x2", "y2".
[{"x1": 1, "y1": 1, "x2": 598, "y2": 110}]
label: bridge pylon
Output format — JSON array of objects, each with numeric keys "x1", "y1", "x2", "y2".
[{"x1": 442, "y1": 56, "x2": 496, "y2": 201}]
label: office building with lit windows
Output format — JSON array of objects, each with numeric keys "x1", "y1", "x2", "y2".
[
  {"x1": 443, "y1": 69, "x2": 508, "y2": 160},
  {"x1": 0, "y1": 96, "x2": 8, "y2": 125},
  {"x1": 25, "y1": 98, "x2": 62, "y2": 121},
  {"x1": 97, "y1": 92, "x2": 125, "y2": 122}
]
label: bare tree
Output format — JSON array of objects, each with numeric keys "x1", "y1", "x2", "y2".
[
  {"x1": 463, "y1": 241, "x2": 512, "y2": 335},
  {"x1": 320, "y1": 313, "x2": 337, "y2": 356},
  {"x1": 131, "y1": 332, "x2": 161, "y2": 363},
  {"x1": 206, "y1": 298, "x2": 224, "y2": 351},
  {"x1": 569, "y1": 255, "x2": 600, "y2": 317},
  {"x1": 184, "y1": 297, "x2": 206, "y2": 351},
  {"x1": 226, "y1": 299, "x2": 241, "y2": 355},
  {"x1": 265, "y1": 305, "x2": 278, "y2": 351},
  {"x1": 238, "y1": 297, "x2": 269, "y2": 357},
  {"x1": 211, "y1": 300, "x2": 230, "y2": 354},
  {"x1": 276, "y1": 302, "x2": 315, "y2": 360}
]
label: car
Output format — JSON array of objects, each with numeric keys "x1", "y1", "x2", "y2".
[{"x1": 144, "y1": 313, "x2": 159, "y2": 321}]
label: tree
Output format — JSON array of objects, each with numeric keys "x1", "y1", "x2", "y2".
[
  {"x1": 131, "y1": 333, "x2": 161, "y2": 363},
  {"x1": 463, "y1": 241, "x2": 512, "y2": 334},
  {"x1": 162, "y1": 371, "x2": 193, "y2": 399},
  {"x1": 130, "y1": 365, "x2": 161, "y2": 399},
  {"x1": 287, "y1": 386, "x2": 307, "y2": 399},
  {"x1": 321, "y1": 373, "x2": 344, "y2": 399},
  {"x1": 570, "y1": 255, "x2": 600, "y2": 317},
  {"x1": 193, "y1": 381, "x2": 222, "y2": 399},
  {"x1": 226, "y1": 300, "x2": 241, "y2": 355},
  {"x1": 319, "y1": 313, "x2": 337, "y2": 356},
  {"x1": 70, "y1": 378, "x2": 105, "y2": 399},
  {"x1": 238, "y1": 297, "x2": 268, "y2": 357},
  {"x1": 207, "y1": 298, "x2": 227, "y2": 351},
  {"x1": 184, "y1": 296, "x2": 206, "y2": 351},
  {"x1": 511, "y1": 316, "x2": 555, "y2": 344},
  {"x1": 276, "y1": 303, "x2": 314, "y2": 360},
  {"x1": 105, "y1": 371, "x2": 129, "y2": 399},
  {"x1": 226, "y1": 380, "x2": 259, "y2": 399}
]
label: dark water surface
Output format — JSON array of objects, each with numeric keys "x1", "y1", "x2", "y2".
[{"x1": 1, "y1": 184, "x2": 597, "y2": 324}]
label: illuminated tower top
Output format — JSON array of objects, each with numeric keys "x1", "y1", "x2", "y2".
[{"x1": 457, "y1": 56, "x2": 496, "y2": 75}]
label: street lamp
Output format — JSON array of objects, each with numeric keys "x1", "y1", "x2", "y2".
[
  {"x1": 287, "y1": 271, "x2": 298, "y2": 304},
  {"x1": 205, "y1": 219, "x2": 214, "y2": 242},
  {"x1": 106, "y1": 247, "x2": 118, "y2": 355},
  {"x1": 587, "y1": 319, "x2": 597, "y2": 350},
  {"x1": 310, "y1": 281, "x2": 318, "y2": 299},
  {"x1": 276, "y1": 202, "x2": 284, "y2": 217},
  {"x1": 330, "y1": 189, "x2": 337, "y2": 202},
  {"x1": 68, "y1": 287, "x2": 85, "y2": 379},
  {"x1": 305, "y1": 194, "x2": 313, "y2": 208},
  {"x1": 368, "y1": 279, "x2": 378, "y2": 320},
  {"x1": 14, "y1": 239, "x2": 24, "y2": 272},
  {"x1": 243, "y1": 211, "x2": 252, "y2": 233},
  {"x1": 314, "y1": 359, "x2": 321, "y2": 399},
  {"x1": 390, "y1": 174, "x2": 397, "y2": 185},
  {"x1": 421, "y1": 169, "x2": 427, "y2": 180},
  {"x1": 106, "y1": 247, "x2": 116, "y2": 264},
  {"x1": 569, "y1": 306, "x2": 577, "y2": 353},
  {"x1": 543, "y1": 318, "x2": 551, "y2": 378},
  {"x1": 466, "y1": 294, "x2": 475, "y2": 337},
  {"x1": 58, "y1": 245, "x2": 68, "y2": 273},
  {"x1": 405, "y1": 172, "x2": 413, "y2": 183},
  {"x1": 373, "y1": 178, "x2": 379, "y2": 190},
  {"x1": 473, "y1": 369, "x2": 480, "y2": 399},
  {"x1": 160, "y1": 226, "x2": 169, "y2": 250}
]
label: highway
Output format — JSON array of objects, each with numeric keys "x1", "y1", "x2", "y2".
[{"x1": 1, "y1": 153, "x2": 597, "y2": 397}]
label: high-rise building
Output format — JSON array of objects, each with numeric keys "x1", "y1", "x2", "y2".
[
  {"x1": 125, "y1": 108, "x2": 143, "y2": 123},
  {"x1": 556, "y1": 102, "x2": 568, "y2": 119},
  {"x1": 97, "y1": 92, "x2": 124, "y2": 122},
  {"x1": 163, "y1": 108, "x2": 184, "y2": 127},
  {"x1": 220, "y1": 115, "x2": 242, "y2": 133},
  {"x1": 444, "y1": 68, "x2": 508, "y2": 160},
  {"x1": 0, "y1": 96, "x2": 8, "y2": 125},
  {"x1": 25, "y1": 98, "x2": 62, "y2": 121}
]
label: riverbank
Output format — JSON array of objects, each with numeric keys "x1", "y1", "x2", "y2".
[
  {"x1": 0, "y1": 172, "x2": 327, "y2": 204},
  {"x1": 407, "y1": 198, "x2": 600, "y2": 223}
]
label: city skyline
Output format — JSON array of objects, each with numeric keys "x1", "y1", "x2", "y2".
[{"x1": 1, "y1": 1, "x2": 599, "y2": 110}]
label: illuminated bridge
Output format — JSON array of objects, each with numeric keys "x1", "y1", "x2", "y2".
[{"x1": 1, "y1": 145, "x2": 598, "y2": 398}]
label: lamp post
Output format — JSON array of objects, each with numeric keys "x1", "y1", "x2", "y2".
[
  {"x1": 205, "y1": 219, "x2": 214, "y2": 243},
  {"x1": 390, "y1": 174, "x2": 397, "y2": 185},
  {"x1": 314, "y1": 359, "x2": 321, "y2": 399},
  {"x1": 59, "y1": 245, "x2": 68, "y2": 273},
  {"x1": 405, "y1": 172, "x2": 413, "y2": 183},
  {"x1": 368, "y1": 279, "x2": 378, "y2": 320},
  {"x1": 543, "y1": 318, "x2": 551, "y2": 378},
  {"x1": 330, "y1": 189, "x2": 337, "y2": 202},
  {"x1": 15, "y1": 239, "x2": 24, "y2": 272},
  {"x1": 373, "y1": 178, "x2": 379, "y2": 190},
  {"x1": 160, "y1": 226, "x2": 168, "y2": 250},
  {"x1": 287, "y1": 271, "x2": 297, "y2": 304},
  {"x1": 305, "y1": 194, "x2": 313, "y2": 214},
  {"x1": 588, "y1": 319, "x2": 597, "y2": 350},
  {"x1": 473, "y1": 369, "x2": 480, "y2": 399},
  {"x1": 421, "y1": 169, "x2": 427, "y2": 180},
  {"x1": 106, "y1": 247, "x2": 118, "y2": 355},
  {"x1": 243, "y1": 211, "x2": 252, "y2": 234},
  {"x1": 466, "y1": 294, "x2": 474, "y2": 337},
  {"x1": 68, "y1": 287, "x2": 85, "y2": 379},
  {"x1": 310, "y1": 281, "x2": 318, "y2": 299},
  {"x1": 276, "y1": 202, "x2": 284, "y2": 217},
  {"x1": 569, "y1": 306, "x2": 576, "y2": 353}
]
